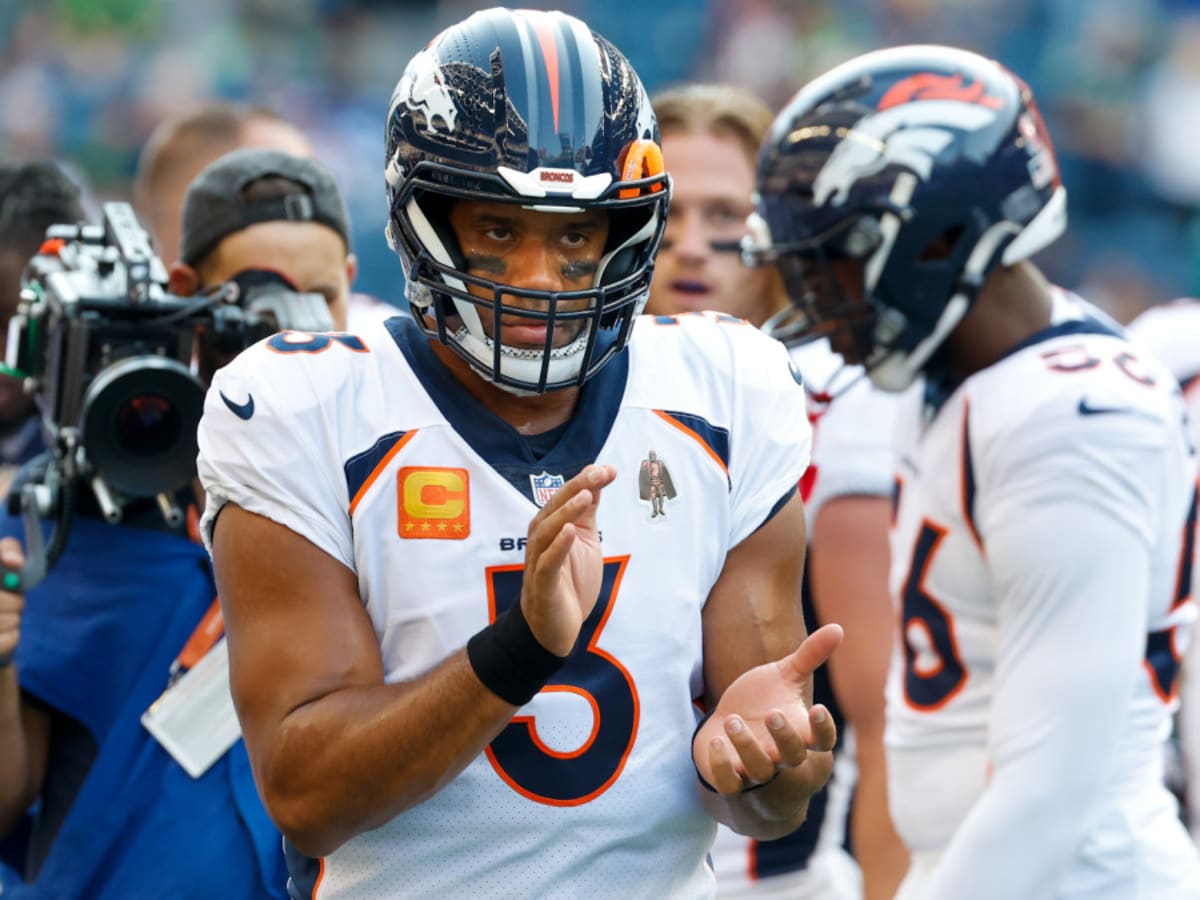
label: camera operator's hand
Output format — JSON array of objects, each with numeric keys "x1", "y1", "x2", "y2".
[{"x1": 0, "y1": 538, "x2": 24, "y2": 666}]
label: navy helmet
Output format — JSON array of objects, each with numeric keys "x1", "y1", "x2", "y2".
[
  {"x1": 384, "y1": 7, "x2": 669, "y2": 393},
  {"x1": 745, "y1": 45, "x2": 1066, "y2": 391}
]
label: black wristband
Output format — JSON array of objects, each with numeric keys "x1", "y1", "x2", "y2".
[
  {"x1": 692, "y1": 709, "x2": 781, "y2": 794},
  {"x1": 467, "y1": 603, "x2": 568, "y2": 706},
  {"x1": 0, "y1": 648, "x2": 14, "y2": 669}
]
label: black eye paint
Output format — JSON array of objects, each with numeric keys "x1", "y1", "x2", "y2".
[
  {"x1": 562, "y1": 260, "x2": 599, "y2": 281},
  {"x1": 465, "y1": 255, "x2": 506, "y2": 275}
]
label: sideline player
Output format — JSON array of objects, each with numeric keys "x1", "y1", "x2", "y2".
[
  {"x1": 196, "y1": 9, "x2": 840, "y2": 897},
  {"x1": 746, "y1": 44, "x2": 1200, "y2": 898},
  {"x1": 647, "y1": 82, "x2": 906, "y2": 899}
]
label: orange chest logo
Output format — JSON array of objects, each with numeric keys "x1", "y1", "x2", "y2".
[{"x1": 398, "y1": 467, "x2": 470, "y2": 539}]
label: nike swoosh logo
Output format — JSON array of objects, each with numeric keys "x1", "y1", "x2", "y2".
[
  {"x1": 220, "y1": 390, "x2": 255, "y2": 420},
  {"x1": 1077, "y1": 398, "x2": 1130, "y2": 417}
]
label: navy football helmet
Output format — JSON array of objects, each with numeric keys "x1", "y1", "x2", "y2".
[
  {"x1": 745, "y1": 45, "x2": 1066, "y2": 391},
  {"x1": 384, "y1": 7, "x2": 669, "y2": 394}
]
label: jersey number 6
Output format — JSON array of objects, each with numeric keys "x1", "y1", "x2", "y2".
[
  {"x1": 901, "y1": 521, "x2": 967, "y2": 711},
  {"x1": 484, "y1": 557, "x2": 640, "y2": 806}
]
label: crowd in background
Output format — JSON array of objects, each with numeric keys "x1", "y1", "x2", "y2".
[{"x1": 4, "y1": 0, "x2": 1200, "y2": 319}]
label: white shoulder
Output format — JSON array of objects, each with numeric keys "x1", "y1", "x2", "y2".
[
  {"x1": 197, "y1": 321, "x2": 402, "y2": 565},
  {"x1": 965, "y1": 329, "x2": 1189, "y2": 546},
  {"x1": 211, "y1": 326, "x2": 381, "y2": 420},
  {"x1": 1128, "y1": 299, "x2": 1200, "y2": 382},
  {"x1": 968, "y1": 330, "x2": 1180, "y2": 457},
  {"x1": 627, "y1": 312, "x2": 811, "y2": 545},
  {"x1": 627, "y1": 311, "x2": 800, "y2": 403}
]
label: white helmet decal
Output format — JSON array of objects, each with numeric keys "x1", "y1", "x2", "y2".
[
  {"x1": 813, "y1": 101, "x2": 997, "y2": 207},
  {"x1": 393, "y1": 49, "x2": 459, "y2": 135}
]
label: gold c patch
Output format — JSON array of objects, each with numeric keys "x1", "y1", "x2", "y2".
[{"x1": 397, "y1": 467, "x2": 470, "y2": 539}]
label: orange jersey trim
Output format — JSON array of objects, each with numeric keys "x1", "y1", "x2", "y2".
[{"x1": 348, "y1": 430, "x2": 418, "y2": 516}]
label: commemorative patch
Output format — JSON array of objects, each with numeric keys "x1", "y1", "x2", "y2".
[{"x1": 638, "y1": 450, "x2": 677, "y2": 519}]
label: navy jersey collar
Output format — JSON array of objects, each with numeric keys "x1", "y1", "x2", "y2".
[{"x1": 386, "y1": 316, "x2": 629, "y2": 501}]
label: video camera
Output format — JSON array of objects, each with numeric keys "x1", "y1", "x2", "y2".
[{"x1": 2, "y1": 201, "x2": 333, "y2": 589}]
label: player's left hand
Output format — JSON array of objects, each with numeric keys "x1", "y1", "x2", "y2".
[{"x1": 693, "y1": 623, "x2": 843, "y2": 795}]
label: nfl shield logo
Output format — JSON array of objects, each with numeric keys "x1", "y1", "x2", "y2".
[{"x1": 530, "y1": 471, "x2": 565, "y2": 507}]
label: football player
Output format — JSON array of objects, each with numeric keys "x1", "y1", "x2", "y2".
[
  {"x1": 648, "y1": 83, "x2": 907, "y2": 900},
  {"x1": 746, "y1": 44, "x2": 1200, "y2": 899},
  {"x1": 192, "y1": 9, "x2": 840, "y2": 897}
]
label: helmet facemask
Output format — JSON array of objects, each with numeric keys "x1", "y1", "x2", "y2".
[
  {"x1": 750, "y1": 210, "x2": 886, "y2": 364},
  {"x1": 387, "y1": 163, "x2": 668, "y2": 395}
]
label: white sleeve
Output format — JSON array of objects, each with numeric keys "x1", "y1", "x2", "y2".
[
  {"x1": 727, "y1": 334, "x2": 812, "y2": 546},
  {"x1": 806, "y1": 377, "x2": 901, "y2": 520},
  {"x1": 197, "y1": 357, "x2": 355, "y2": 570},
  {"x1": 922, "y1": 439, "x2": 1160, "y2": 899}
]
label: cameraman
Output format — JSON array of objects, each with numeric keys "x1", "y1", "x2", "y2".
[
  {"x1": 0, "y1": 149, "x2": 357, "y2": 898},
  {"x1": 0, "y1": 163, "x2": 86, "y2": 496}
]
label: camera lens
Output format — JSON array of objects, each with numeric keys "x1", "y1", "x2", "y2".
[
  {"x1": 81, "y1": 356, "x2": 205, "y2": 498},
  {"x1": 114, "y1": 394, "x2": 181, "y2": 457}
]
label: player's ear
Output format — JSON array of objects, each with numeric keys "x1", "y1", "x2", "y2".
[
  {"x1": 169, "y1": 262, "x2": 201, "y2": 297},
  {"x1": 345, "y1": 253, "x2": 359, "y2": 288}
]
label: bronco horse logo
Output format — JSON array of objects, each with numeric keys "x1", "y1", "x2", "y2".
[
  {"x1": 393, "y1": 48, "x2": 460, "y2": 135},
  {"x1": 812, "y1": 96, "x2": 1000, "y2": 208}
]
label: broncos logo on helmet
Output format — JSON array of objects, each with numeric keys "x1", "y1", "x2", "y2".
[
  {"x1": 392, "y1": 48, "x2": 459, "y2": 136},
  {"x1": 746, "y1": 45, "x2": 1066, "y2": 393}
]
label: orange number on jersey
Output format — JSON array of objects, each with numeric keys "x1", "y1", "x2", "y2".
[
  {"x1": 1040, "y1": 345, "x2": 1155, "y2": 386},
  {"x1": 484, "y1": 557, "x2": 639, "y2": 805},
  {"x1": 266, "y1": 331, "x2": 369, "y2": 354}
]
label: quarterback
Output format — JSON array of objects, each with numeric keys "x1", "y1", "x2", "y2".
[{"x1": 197, "y1": 8, "x2": 839, "y2": 898}]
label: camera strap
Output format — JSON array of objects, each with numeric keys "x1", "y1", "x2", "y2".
[
  {"x1": 139, "y1": 499, "x2": 239, "y2": 779},
  {"x1": 168, "y1": 598, "x2": 225, "y2": 686},
  {"x1": 162, "y1": 503, "x2": 226, "y2": 685}
]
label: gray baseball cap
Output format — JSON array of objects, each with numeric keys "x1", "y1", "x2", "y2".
[{"x1": 179, "y1": 148, "x2": 350, "y2": 265}]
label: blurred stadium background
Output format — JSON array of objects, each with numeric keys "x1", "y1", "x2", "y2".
[{"x1": 2, "y1": 0, "x2": 1200, "y2": 322}]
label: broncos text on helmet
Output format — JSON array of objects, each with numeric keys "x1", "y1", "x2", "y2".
[
  {"x1": 745, "y1": 44, "x2": 1066, "y2": 392},
  {"x1": 384, "y1": 7, "x2": 670, "y2": 394}
]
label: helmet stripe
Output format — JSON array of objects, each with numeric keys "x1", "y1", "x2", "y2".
[
  {"x1": 526, "y1": 11, "x2": 562, "y2": 133},
  {"x1": 564, "y1": 14, "x2": 605, "y2": 170}
]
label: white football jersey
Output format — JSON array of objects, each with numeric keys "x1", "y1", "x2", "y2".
[
  {"x1": 888, "y1": 291, "x2": 1200, "y2": 899},
  {"x1": 795, "y1": 339, "x2": 902, "y2": 527},
  {"x1": 710, "y1": 339, "x2": 897, "y2": 898},
  {"x1": 198, "y1": 312, "x2": 811, "y2": 900}
]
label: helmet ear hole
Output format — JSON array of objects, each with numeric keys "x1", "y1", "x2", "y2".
[
  {"x1": 602, "y1": 207, "x2": 651, "y2": 280},
  {"x1": 918, "y1": 225, "x2": 965, "y2": 263}
]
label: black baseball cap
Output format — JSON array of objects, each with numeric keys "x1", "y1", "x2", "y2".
[{"x1": 179, "y1": 148, "x2": 350, "y2": 265}]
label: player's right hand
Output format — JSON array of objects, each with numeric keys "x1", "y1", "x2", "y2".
[
  {"x1": 0, "y1": 538, "x2": 25, "y2": 664},
  {"x1": 520, "y1": 464, "x2": 617, "y2": 657}
]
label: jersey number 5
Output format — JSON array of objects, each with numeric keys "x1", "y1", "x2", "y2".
[{"x1": 484, "y1": 557, "x2": 639, "y2": 806}]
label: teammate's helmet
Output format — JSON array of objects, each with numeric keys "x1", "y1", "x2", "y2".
[
  {"x1": 745, "y1": 45, "x2": 1066, "y2": 391},
  {"x1": 384, "y1": 7, "x2": 669, "y2": 393}
]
